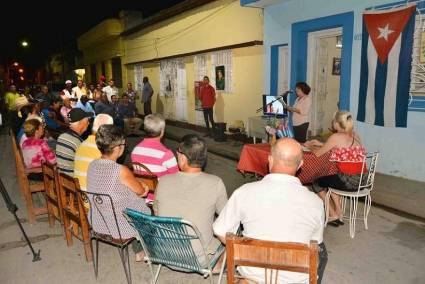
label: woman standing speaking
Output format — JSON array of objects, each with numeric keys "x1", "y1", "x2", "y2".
[{"x1": 285, "y1": 82, "x2": 312, "y2": 143}]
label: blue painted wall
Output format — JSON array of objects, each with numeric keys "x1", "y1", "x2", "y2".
[{"x1": 263, "y1": 0, "x2": 425, "y2": 182}]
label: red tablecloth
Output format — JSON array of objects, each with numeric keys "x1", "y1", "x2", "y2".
[{"x1": 237, "y1": 143, "x2": 338, "y2": 184}]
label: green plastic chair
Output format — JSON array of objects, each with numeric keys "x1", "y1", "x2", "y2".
[{"x1": 124, "y1": 208, "x2": 225, "y2": 284}]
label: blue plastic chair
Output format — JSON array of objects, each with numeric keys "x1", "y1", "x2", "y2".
[{"x1": 124, "y1": 208, "x2": 225, "y2": 284}]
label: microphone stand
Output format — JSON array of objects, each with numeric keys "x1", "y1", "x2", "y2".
[{"x1": 0, "y1": 178, "x2": 41, "y2": 262}]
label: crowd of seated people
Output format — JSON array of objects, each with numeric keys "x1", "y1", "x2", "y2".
[{"x1": 5, "y1": 78, "x2": 370, "y2": 284}]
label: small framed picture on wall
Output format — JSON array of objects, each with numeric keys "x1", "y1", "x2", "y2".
[{"x1": 332, "y1": 57, "x2": 341, "y2": 75}]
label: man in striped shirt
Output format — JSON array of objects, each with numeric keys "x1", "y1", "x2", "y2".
[
  {"x1": 131, "y1": 114, "x2": 178, "y2": 177},
  {"x1": 56, "y1": 108, "x2": 92, "y2": 176},
  {"x1": 74, "y1": 114, "x2": 113, "y2": 190}
]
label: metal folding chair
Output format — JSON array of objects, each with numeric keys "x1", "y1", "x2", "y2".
[{"x1": 124, "y1": 208, "x2": 225, "y2": 284}]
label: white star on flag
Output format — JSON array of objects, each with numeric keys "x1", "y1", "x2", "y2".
[{"x1": 377, "y1": 24, "x2": 394, "y2": 41}]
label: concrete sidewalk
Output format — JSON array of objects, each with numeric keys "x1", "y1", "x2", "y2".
[
  {"x1": 163, "y1": 124, "x2": 425, "y2": 219},
  {"x1": 1, "y1": 131, "x2": 425, "y2": 284}
]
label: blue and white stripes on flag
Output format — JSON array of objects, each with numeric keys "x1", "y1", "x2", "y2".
[{"x1": 357, "y1": 5, "x2": 416, "y2": 127}]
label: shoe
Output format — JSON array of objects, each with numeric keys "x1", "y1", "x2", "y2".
[
  {"x1": 327, "y1": 220, "x2": 340, "y2": 227},
  {"x1": 327, "y1": 216, "x2": 340, "y2": 227},
  {"x1": 335, "y1": 219, "x2": 344, "y2": 225}
]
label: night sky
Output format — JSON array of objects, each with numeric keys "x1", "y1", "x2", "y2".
[{"x1": 0, "y1": 1, "x2": 185, "y2": 69}]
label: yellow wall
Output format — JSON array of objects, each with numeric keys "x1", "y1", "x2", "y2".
[
  {"x1": 78, "y1": 19, "x2": 126, "y2": 90},
  {"x1": 126, "y1": 45, "x2": 263, "y2": 127},
  {"x1": 123, "y1": 0, "x2": 263, "y2": 64},
  {"x1": 123, "y1": 0, "x2": 264, "y2": 127}
]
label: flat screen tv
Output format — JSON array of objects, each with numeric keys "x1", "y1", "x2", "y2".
[{"x1": 262, "y1": 94, "x2": 288, "y2": 117}]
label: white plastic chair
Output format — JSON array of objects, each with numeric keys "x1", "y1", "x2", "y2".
[{"x1": 325, "y1": 152, "x2": 379, "y2": 238}]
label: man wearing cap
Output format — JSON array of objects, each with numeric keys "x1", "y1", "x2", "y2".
[
  {"x1": 61, "y1": 80, "x2": 74, "y2": 99},
  {"x1": 56, "y1": 108, "x2": 92, "y2": 176}
]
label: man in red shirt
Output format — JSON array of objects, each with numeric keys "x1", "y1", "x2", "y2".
[{"x1": 198, "y1": 76, "x2": 216, "y2": 136}]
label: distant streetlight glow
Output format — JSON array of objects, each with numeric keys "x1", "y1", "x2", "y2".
[
  {"x1": 20, "y1": 76, "x2": 24, "y2": 81},
  {"x1": 18, "y1": 68, "x2": 24, "y2": 73},
  {"x1": 21, "y1": 41, "x2": 29, "y2": 47},
  {"x1": 13, "y1": 62, "x2": 19, "y2": 67}
]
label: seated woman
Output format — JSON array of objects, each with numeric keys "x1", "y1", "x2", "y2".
[
  {"x1": 21, "y1": 119, "x2": 56, "y2": 181},
  {"x1": 87, "y1": 124, "x2": 150, "y2": 261},
  {"x1": 305, "y1": 110, "x2": 366, "y2": 226}
]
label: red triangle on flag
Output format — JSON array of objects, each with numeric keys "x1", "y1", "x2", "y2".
[{"x1": 364, "y1": 5, "x2": 415, "y2": 64}]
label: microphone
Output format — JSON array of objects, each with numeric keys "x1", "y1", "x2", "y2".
[{"x1": 276, "y1": 90, "x2": 292, "y2": 107}]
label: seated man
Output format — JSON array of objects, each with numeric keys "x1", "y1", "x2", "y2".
[
  {"x1": 56, "y1": 108, "x2": 91, "y2": 176},
  {"x1": 74, "y1": 114, "x2": 113, "y2": 191},
  {"x1": 154, "y1": 134, "x2": 228, "y2": 267},
  {"x1": 117, "y1": 94, "x2": 142, "y2": 136},
  {"x1": 130, "y1": 114, "x2": 178, "y2": 177},
  {"x1": 95, "y1": 94, "x2": 123, "y2": 128},
  {"x1": 75, "y1": 95, "x2": 95, "y2": 116},
  {"x1": 213, "y1": 138, "x2": 327, "y2": 284},
  {"x1": 41, "y1": 98, "x2": 68, "y2": 139}
]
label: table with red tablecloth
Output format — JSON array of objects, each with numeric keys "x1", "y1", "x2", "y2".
[{"x1": 237, "y1": 143, "x2": 338, "y2": 184}]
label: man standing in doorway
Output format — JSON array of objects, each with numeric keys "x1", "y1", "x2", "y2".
[
  {"x1": 199, "y1": 76, "x2": 216, "y2": 137},
  {"x1": 142, "y1": 76, "x2": 153, "y2": 116}
]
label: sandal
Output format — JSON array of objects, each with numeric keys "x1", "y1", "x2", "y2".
[{"x1": 327, "y1": 216, "x2": 340, "y2": 227}]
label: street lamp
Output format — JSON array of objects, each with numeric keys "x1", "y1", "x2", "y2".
[
  {"x1": 13, "y1": 62, "x2": 19, "y2": 67},
  {"x1": 21, "y1": 41, "x2": 29, "y2": 47}
]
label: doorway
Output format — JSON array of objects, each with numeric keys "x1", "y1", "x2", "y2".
[
  {"x1": 176, "y1": 63, "x2": 188, "y2": 122},
  {"x1": 307, "y1": 28, "x2": 342, "y2": 136}
]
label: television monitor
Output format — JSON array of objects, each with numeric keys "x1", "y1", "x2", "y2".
[{"x1": 262, "y1": 94, "x2": 288, "y2": 117}]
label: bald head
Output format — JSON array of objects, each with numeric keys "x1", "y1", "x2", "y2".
[{"x1": 269, "y1": 138, "x2": 303, "y2": 175}]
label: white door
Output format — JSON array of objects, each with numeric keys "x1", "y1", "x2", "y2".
[
  {"x1": 176, "y1": 64, "x2": 188, "y2": 121},
  {"x1": 307, "y1": 28, "x2": 342, "y2": 136},
  {"x1": 278, "y1": 46, "x2": 289, "y2": 96},
  {"x1": 313, "y1": 38, "x2": 329, "y2": 135}
]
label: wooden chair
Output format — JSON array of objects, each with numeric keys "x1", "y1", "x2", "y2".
[
  {"x1": 131, "y1": 162, "x2": 159, "y2": 215},
  {"x1": 130, "y1": 162, "x2": 158, "y2": 192},
  {"x1": 10, "y1": 129, "x2": 47, "y2": 224},
  {"x1": 225, "y1": 233, "x2": 318, "y2": 284},
  {"x1": 42, "y1": 162, "x2": 63, "y2": 227},
  {"x1": 58, "y1": 173, "x2": 92, "y2": 262}
]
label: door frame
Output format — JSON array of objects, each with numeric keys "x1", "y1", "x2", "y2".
[
  {"x1": 307, "y1": 27, "x2": 342, "y2": 135},
  {"x1": 290, "y1": 12, "x2": 354, "y2": 110}
]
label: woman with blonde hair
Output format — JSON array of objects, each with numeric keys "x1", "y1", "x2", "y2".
[{"x1": 305, "y1": 110, "x2": 366, "y2": 226}]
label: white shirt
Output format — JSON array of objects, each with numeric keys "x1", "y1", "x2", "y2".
[
  {"x1": 213, "y1": 173, "x2": 324, "y2": 284},
  {"x1": 102, "y1": 86, "x2": 118, "y2": 102},
  {"x1": 61, "y1": 89, "x2": 74, "y2": 99},
  {"x1": 72, "y1": 86, "x2": 87, "y2": 100},
  {"x1": 292, "y1": 95, "x2": 312, "y2": 126}
]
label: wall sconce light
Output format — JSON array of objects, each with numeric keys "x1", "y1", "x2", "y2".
[{"x1": 336, "y1": 35, "x2": 343, "y2": 49}]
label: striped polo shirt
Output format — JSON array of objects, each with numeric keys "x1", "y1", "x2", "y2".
[
  {"x1": 56, "y1": 129, "x2": 83, "y2": 176},
  {"x1": 130, "y1": 138, "x2": 179, "y2": 177},
  {"x1": 74, "y1": 135, "x2": 101, "y2": 190}
]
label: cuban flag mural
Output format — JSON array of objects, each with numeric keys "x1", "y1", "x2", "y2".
[{"x1": 357, "y1": 5, "x2": 416, "y2": 127}]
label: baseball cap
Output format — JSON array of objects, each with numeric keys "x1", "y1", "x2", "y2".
[
  {"x1": 65, "y1": 80, "x2": 72, "y2": 84},
  {"x1": 68, "y1": 108, "x2": 93, "y2": 123}
]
